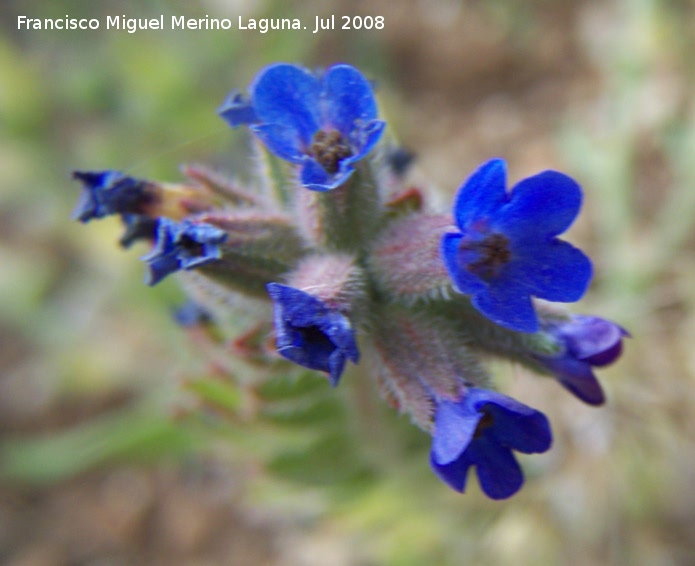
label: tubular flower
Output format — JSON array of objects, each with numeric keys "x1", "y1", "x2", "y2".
[
  {"x1": 142, "y1": 218, "x2": 227, "y2": 285},
  {"x1": 72, "y1": 170, "x2": 150, "y2": 222},
  {"x1": 219, "y1": 63, "x2": 385, "y2": 191},
  {"x1": 537, "y1": 315, "x2": 628, "y2": 405},
  {"x1": 430, "y1": 388, "x2": 552, "y2": 500},
  {"x1": 441, "y1": 158, "x2": 592, "y2": 333},
  {"x1": 266, "y1": 282, "x2": 359, "y2": 386}
]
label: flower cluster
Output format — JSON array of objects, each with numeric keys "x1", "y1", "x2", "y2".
[{"x1": 73, "y1": 62, "x2": 627, "y2": 500}]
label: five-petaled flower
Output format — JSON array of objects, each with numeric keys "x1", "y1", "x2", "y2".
[
  {"x1": 218, "y1": 63, "x2": 385, "y2": 191},
  {"x1": 537, "y1": 315, "x2": 628, "y2": 406},
  {"x1": 441, "y1": 158, "x2": 593, "y2": 333},
  {"x1": 430, "y1": 388, "x2": 552, "y2": 500},
  {"x1": 72, "y1": 170, "x2": 151, "y2": 222},
  {"x1": 142, "y1": 218, "x2": 228, "y2": 286},
  {"x1": 266, "y1": 282, "x2": 359, "y2": 386}
]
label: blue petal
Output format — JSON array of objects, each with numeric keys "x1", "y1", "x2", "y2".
[
  {"x1": 431, "y1": 399, "x2": 480, "y2": 465},
  {"x1": 142, "y1": 225, "x2": 178, "y2": 286},
  {"x1": 467, "y1": 387, "x2": 535, "y2": 417},
  {"x1": 346, "y1": 119, "x2": 386, "y2": 159},
  {"x1": 322, "y1": 311, "x2": 359, "y2": 364},
  {"x1": 471, "y1": 283, "x2": 538, "y2": 333},
  {"x1": 321, "y1": 64, "x2": 379, "y2": 135},
  {"x1": 583, "y1": 341, "x2": 624, "y2": 367},
  {"x1": 484, "y1": 404, "x2": 553, "y2": 454},
  {"x1": 266, "y1": 283, "x2": 358, "y2": 384},
  {"x1": 217, "y1": 90, "x2": 258, "y2": 127},
  {"x1": 542, "y1": 356, "x2": 606, "y2": 405},
  {"x1": 494, "y1": 170, "x2": 583, "y2": 240},
  {"x1": 72, "y1": 170, "x2": 145, "y2": 222},
  {"x1": 180, "y1": 247, "x2": 221, "y2": 270},
  {"x1": 466, "y1": 389, "x2": 552, "y2": 454},
  {"x1": 511, "y1": 240, "x2": 592, "y2": 302},
  {"x1": 251, "y1": 124, "x2": 306, "y2": 163},
  {"x1": 453, "y1": 159, "x2": 508, "y2": 230},
  {"x1": 144, "y1": 255, "x2": 180, "y2": 286},
  {"x1": 267, "y1": 283, "x2": 323, "y2": 324},
  {"x1": 562, "y1": 315, "x2": 628, "y2": 364},
  {"x1": 440, "y1": 232, "x2": 487, "y2": 295},
  {"x1": 251, "y1": 63, "x2": 321, "y2": 148},
  {"x1": 276, "y1": 331, "x2": 335, "y2": 373},
  {"x1": 299, "y1": 120, "x2": 386, "y2": 191},
  {"x1": 327, "y1": 350, "x2": 348, "y2": 387},
  {"x1": 430, "y1": 450, "x2": 473, "y2": 493},
  {"x1": 141, "y1": 219, "x2": 226, "y2": 286},
  {"x1": 469, "y1": 438, "x2": 524, "y2": 500},
  {"x1": 300, "y1": 158, "x2": 350, "y2": 192}
]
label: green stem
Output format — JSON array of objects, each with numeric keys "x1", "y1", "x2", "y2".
[{"x1": 315, "y1": 160, "x2": 382, "y2": 256}]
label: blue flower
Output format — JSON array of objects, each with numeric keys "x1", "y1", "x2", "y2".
[
  {"x1": 219, "y1": 63, "x2": 385, "y2": 191},
  {"x1": 441, "y1": 159, "x2": 593, "y2": 333},
  {"x1": 537, "y1": 315, "x2": 628, "y2": 405},
  {"x1": 141, "y1": 218, "x2": 227, "y2": 285},
  {"x1": 266, "y1": 282, "x2": 359, "y2": 386},
  {"x1": 72, "y1": 170, "x2": 153, "y2": 222},
  {"x1": 430, "y1": 388, "x2": 552, "y2": 500}
]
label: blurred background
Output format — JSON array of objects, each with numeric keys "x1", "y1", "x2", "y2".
[{"x1": 1, "y1": 0, "x2": 694, "y2": 564}]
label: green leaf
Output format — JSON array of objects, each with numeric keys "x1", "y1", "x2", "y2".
[
  {"x1": 0, "y1": 405, "x2": 198, "y2": 485},
  {"x1": 261, "y1": 396, "x2": 345, "y2": 427},
  {"x1": 184, "y1": 376, "x2": 243, "y2": 413},
  {"x1": 268, "y1": 432, "x2": 373, "y2": 486},
  {"x1": 256, "y1": 371, "x2": 327, "y2": 401}
]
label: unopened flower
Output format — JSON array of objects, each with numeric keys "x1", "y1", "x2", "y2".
[
  {"x1": 441, "y1": 158, "x2": 592, "y2": 333},
  {"x1": 73, "y1": 170, "x2": 213, "y2": 222},
  {"x1": 537, "y1": 315, "x2": 628, "y2": 405},
  {"x1": 266, "y1": 282, "x2": 359, "y2": 386},
  {"x1": 219, "y1": 63, "x2": 385, "y2": 191},
  {"x1": 142, "y1": 218, "x2": 228, "y2": 285},
  {"x1": 72, "y1": 170, "x2": 149, "y2": 222},
  {"x1": 430, "y1": 388, "x2": 552, "y2": 500}
]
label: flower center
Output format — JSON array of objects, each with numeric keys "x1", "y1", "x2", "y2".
[
  {"x1": 179, "y1": 235, "x2": 205, "y2": 256},
  {"x1": 309, "y1": 129, "x2": 353, "y2": 174},
  {"x1": 473, "y1": 411, "x2": 495, "y2": 438},
  {"x1": 459, "y1": 232, "x2": 511, "y2": 281}
]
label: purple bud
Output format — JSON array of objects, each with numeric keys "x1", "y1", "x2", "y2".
[{"x1": 537, "y1": 315, "x2": 628, "y2": 405}]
